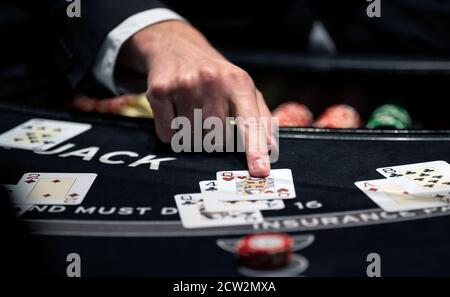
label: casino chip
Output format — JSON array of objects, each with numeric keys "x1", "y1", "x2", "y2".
[
  {"x1": 73, "y1": 94, "x2": 132, "y2": 114},
  {"x1": 366, "y1": 104, "x2": 412, "y2": 129},
  {"x1": 73, "y1": 93, "x2": 154, "y2": 118},
  {"x1": 272, "y1": 102, "x2": 313, "y2": 127},
  {"x1": 235, "y1": 233, "x2": 294, "y2": 270},
  {"x1": 313, "y1": 104, "x2": 362, "y2": 129}
]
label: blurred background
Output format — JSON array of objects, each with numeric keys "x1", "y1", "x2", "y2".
[{"x1": 1, "y1": 0, "x2": 450, "y2": 129}]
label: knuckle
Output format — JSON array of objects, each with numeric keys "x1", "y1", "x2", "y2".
[
  {"x1": 227, "y1": 68, "x2": 253, "y2": 85},
  {"x1": 177, "y1": 73, "x2": 198, "y2": 89},
  {"x1": 197, "y1": 65, "x2": 219, "y2": 83},
  {"x1": 148, "y1": 80, "x2": 172, "y2": 100}
]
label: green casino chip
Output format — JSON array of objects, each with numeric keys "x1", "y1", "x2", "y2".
[{"x1": 366, "y1": 104, "x2": 412, "y2": 129}]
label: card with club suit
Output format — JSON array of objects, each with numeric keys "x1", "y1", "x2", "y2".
[
  {"x1": 377, "y1": 161, "x2": 450, "y2": 196},
  {"x1": 0, "y1": 118, "x2": 91, "y2": 151}
]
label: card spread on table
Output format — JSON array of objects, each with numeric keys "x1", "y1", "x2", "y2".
[
  {"x1": 376, "y1": 161, "x2": 450, "y2": 196},
  {"x1": 199, "y1": 180, "x2": 285, "y2": 212},
  {"x1": 172, "y1": 169, "x2": 296, "y2": 229},
  {"x1": 174, "y1": 193, "x2": 263, "y2": 229},
  {"x1": 0, "y1": 118, "x2": 91, "y2": 151},
  {"x1": 11, "y1": 172, "x2": 97, "y2": 205},
  {"x1": 355, "y1": 179, "x2": 450, "y2": 212},
  {"x1": 215, "y1": 169, "x2": 295, "y2": 201}
]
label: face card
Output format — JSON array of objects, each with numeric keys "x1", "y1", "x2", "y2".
[
  {"x1": 355, "y1": 179, "x2": 449, "y2": 212},
  {"x1": 0, "y1": 118, "x2": 91, "y2": 151},
  {"x1": 2, "y1": 184, "x2": 33, "y2": 217},
  {"x1": 215, "y1": 169, "x2": 295, "y2": 201},
  {"x1": 199, "y1": 180, "x2": 285, "y2": 212},
  {"x1": 11, "y1": 173, "x2": 97, "y2": 205},
  {"x1": 377, "y1": 161, "x2": 450, "y2": 196},
  {"x1": 174, "y1": 193, "x2": 263, "y2": 229}
]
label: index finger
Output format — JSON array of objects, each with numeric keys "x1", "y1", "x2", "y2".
[{"x1": 230, "y1": 87, "x2": 271, "y2": 178}]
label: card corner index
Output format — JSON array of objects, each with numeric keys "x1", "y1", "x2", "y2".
[
  {"x1": 375, "y1": 166, "x2": 386, "y2": 172},
  {"x1": 354, "y1": 180, "x2": 363, "y2": 187},
  {"x1": 354, "y1": 179, "x2": 385, "y2": 190},
  {"x1": 175, "y1": 193, "x2": 200, "y2": 199},
  {"x1": 199, "y1": 180, "x2": 210, "y2": 185}
]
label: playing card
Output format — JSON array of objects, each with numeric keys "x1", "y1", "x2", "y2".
[
  {"x1": 199, "y1": 180, "x2": 285, "y2": 212},
  {"x1": 0, "y1": 118, "x2": 91, "y2": 151},
  {"x1": 355, "y1": 179, "x2": 449, "y2": 212},
  {"x1": 215, "y1": 169, "x2": 295, "y2": 201},
  {"x1": 2, "y1": 184, "x2": 33, "y2": 217},
  {"x1": 377, "y1": 161, "x2": 450, "y2": 196},
  {"x1": 11, "y1": 173, "x2": 97, "y2": 205},
  {"x1": 174, "y1": 193, "x2": 263, "y2": 229}
]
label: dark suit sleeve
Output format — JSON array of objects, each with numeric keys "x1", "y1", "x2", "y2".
[{"x1": 32, "y1": 0, "x2": 168, "y2": 89}]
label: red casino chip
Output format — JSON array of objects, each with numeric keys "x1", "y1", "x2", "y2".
[
  {"x1": 73, "y1": 95, "x2": 133, "y2": 114},
  {"x1": 272, "y1": 102, "x2": 313, "y2": 127},
  {"x1": 313, "y1": 104, "x2": 362, "y2": 129},
  {"x1": 100, "y1": 94, "x2": 132, "y2": 113},
  {"x1": 73, "y1": 96, "x2": 96, "y2": 112},
  {"x1": 235, "y1": 233, "x2": 294, "y2": 270}
]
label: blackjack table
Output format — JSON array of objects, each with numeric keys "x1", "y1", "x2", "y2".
[{"x1": 1, "y1": 103, "x2": 450, "y2": 277}]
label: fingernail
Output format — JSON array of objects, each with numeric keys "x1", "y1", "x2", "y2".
[{"x1": 252, "y1": 157, "x2": 270, "y2": 177}]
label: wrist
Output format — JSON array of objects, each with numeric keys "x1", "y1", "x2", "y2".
[{"x1": 121, "y1": 20, "x2": 194, "y2": 73}]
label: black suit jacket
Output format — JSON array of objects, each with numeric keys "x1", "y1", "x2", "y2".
[{"x1": 24, "y1": 0, "x2": 166, "y2": 89}]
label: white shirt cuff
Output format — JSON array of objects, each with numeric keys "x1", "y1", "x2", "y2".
[{"x1": 93, "y1": 8, "x2": 185, "y2": 95}]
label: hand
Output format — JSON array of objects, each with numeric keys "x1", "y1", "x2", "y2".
[{"x1": 120, "y1": 21, "x2": 276, "y2": 177}]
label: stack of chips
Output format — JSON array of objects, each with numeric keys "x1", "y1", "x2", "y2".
[
  {"x1": 366, "y1": 104, "x2": 412, "y2": 129},
  {"x1": 235, "y1": 233, "x2": 294, "y2": 270},
  {"x1": 271, "y1": 102, "x2": 313, "y2": 127},
  {"x1": 73, "y1": 93, "x2": 154, "y2": 119},
  {"x1": 313, "y1": 104, "x2": 362, "y2": 129},
  {"x1": 73, "y1": 94, "x2": 133, "y2": 114},
  {"x1": 272, "y1": 102, "x2": 363, "y2": 129}
]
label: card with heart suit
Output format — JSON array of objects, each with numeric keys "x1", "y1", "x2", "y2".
[
  {"x1": 215, "y1": 169, "x2": 295, "y2": 201},
  {"x1": 355, "y1": 179, "x2": 450, "y2": 212},
  {"x1": 2, "y1": 184, "x2": 33, "y2": 217},
  {"x1": 0, "y1": 118, "x2": 91, "y2": 151},
  {"x1": 174, "y1": 193, "x2": 263, "y2": 229},
  {"x1": 199, "y1": 180, "x2": 285, "y2": 212},
  {"x1": 377, "y1": 161, "x2": 450, "y2": 196},
  {"x1": 11, "y1": 173, "x2": 97, "y2": 205}
]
